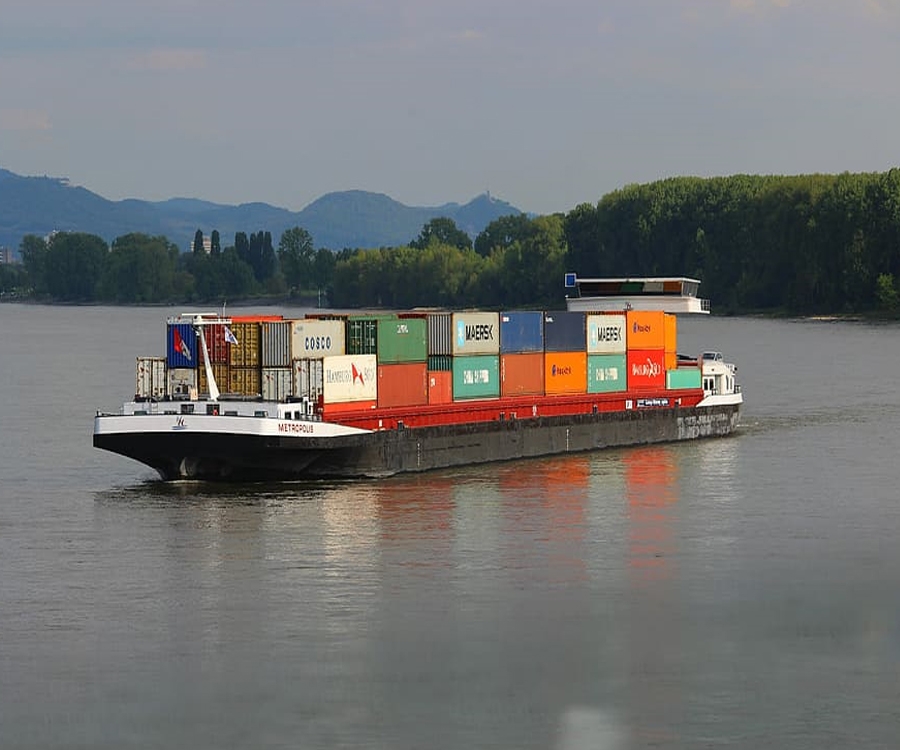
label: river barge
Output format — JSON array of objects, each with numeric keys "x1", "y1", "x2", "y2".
[{"x1": 93, "y1": 276, "x2": 742, "y2": 481}]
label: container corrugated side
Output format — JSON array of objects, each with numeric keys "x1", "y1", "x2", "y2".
[
  {"x1": 377, "y1": 317, "x2": 428, "y2": 363},
  {"x1": 427, "y1": 313, "x2": 452, "y2": 356},
  {"x1": 451, "y1": 312, "x2": 500, "y2": 356},
  {"x1": 428, "y1": 371, "x2": 453, "y2": 404},
  {"x1": 292, "y1": 358, "x2": 324, "y2": 401},
  {"x1": 666, "y1": 368, "x2": 701, "y2": 390},
  {"x1": 229, "y1": 367, "x2": 261, "y2": 397},
  {"x1": 499, "y1": 311, "x2": 544, "y2": 353},
  {"x1": 664, "y1": 313, "x2": 677, "y2": 353},
  {"x1": 544, "y1": 312, "x2": 586, "y2": 353},
  {"x1": 136, "y1": 357, "x2": 166, "y2": 399},
  {"x1": 228, "y1": 322, "x2": 261, "y2": 367},
  {"x1": 427, "y1": 355, "x2": 452, "y2": 372},
  {"x1": 262, "y1": 367, "x2": 293, "y2": 401},
  {"x1": 198, "y1": 362, "x2": 230, "y2": 396},
  {"x1": 452, "y1": 355, "x2": 500, "y2": 400},
  {"x1": 500, "y1": 352, "x2": 544, "y2": 396},
  {"x1": 627, "y1": 349, "x2": 666, "y2": 390},
  {"x1": 167, "y1": 323, "x2": 197, "y2": 369},
  {"x1": 204, "y1": 324, "x2": 229, "y2": 364},
  {"x1": 626, "y1": 311, "x2": 666, "y2": 350},
  {"x1": 587, "y1": 354, "x2": 627, "y2": 393},
  {"x1": 167, "y1": 367, "x2": 196, "y2": 399},
  {"x1": 544, "y1": 351, "x2": 587, "y2": 395},
  {"x1": 587, "y1": 314, "x2": 626, "y2": 354},
  {"x1": 323, "y1": 354, "x2": 378, "y2": 403},
  {"x1": 291, "y1": 318, "x2": 345, "y2": 359},
  {"x1": 261, "y1": 321, "x2": 291, "y2": 368},
  {"x1": 377, "y1": 362, "x2": 428, "y2": 408}
]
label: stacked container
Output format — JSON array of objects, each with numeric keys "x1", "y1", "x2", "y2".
[
  {"x1": 499, "y1": 311, "x2": 544, "y2": 397},
  {"x1": 586, "y1": 313, "x2": 627, "y2": 394},
  {"x1": 625, "y1": 310, "x2": 666, "y2": 391},
  {"x1": 261, "y1": 321, "x2": 292, "y2": 400},
  {"x1": 376, "y1": 316, "x2": 428, "y2": 408},
  {"x1": 166, "y1": 322, "x2": 197, "y2": 398},
  {"x1": 136, "y1": 357, "x2": 166, "y2": 400},
  {"x1": 543, "y1": 311, "x2": 587, "y2": 395},
  {"x1": 321, "y1": 354, "x2": 378, "y2": 413},
  {"x1": 450, "y1": 311, "x2": 500, "y2": 400},
  {"x1": 291, "y1": 317, "x2": 346, "y2": 403},
  {"x1": 227, "y1": 318, "x2": 263, "y2": 396}
]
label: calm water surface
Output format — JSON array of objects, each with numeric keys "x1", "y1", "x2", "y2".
[{"x1": 2, "y1": 304, "x2": 900, "y2": 749}]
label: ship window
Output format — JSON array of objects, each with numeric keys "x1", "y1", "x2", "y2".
[{"x1": 180, "y1": 404, "x2": 195, "y2": 414}]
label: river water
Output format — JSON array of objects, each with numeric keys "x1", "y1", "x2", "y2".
[{"x1": 1, "y1": 304, "x2": 899, "y2": 749}]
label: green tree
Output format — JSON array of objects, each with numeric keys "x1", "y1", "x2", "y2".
[
  {"x1": 193, "y1": 229, "x2": 204, "y2": 254},
  {"x1": 278, "y1": 226, "x2": 315, "y2": 293},
  {"x1": 410, "y1": 217, "x2": 472, "y2": 251},
  {"x1": 20, "y1": 234, "x2": 49, "y2": 295},
  {"x1": 98, "y1": 233, "x2": 180, "y2": 302},
  {"x1": 210, "y1": 230, "x2": 221, "y2": 256}
]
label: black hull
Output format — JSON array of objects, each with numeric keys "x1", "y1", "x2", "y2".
[{"x1": 94, "y1": 403, "x2": 741, "y2": 482}]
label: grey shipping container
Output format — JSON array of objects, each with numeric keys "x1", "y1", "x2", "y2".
[
  {"x1": 261, "y1": 321, "x2": 292, "y2": 368},
  {"x1": 543, "y1": 311, "x2": 586, "y2": 353},
  {"x1": 427, "y1": 313, "x2": 453, "y2": 356},
  {"x1": 452, "y1": 311, "x2": 500, "y2": 356},
  {"x1": 136, "y1": 357, "x2": 166, "y2": 399}
]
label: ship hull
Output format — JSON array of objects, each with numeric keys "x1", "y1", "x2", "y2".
[{"x1": 94, "y1": 401, "x2": 741, "y2": 482}]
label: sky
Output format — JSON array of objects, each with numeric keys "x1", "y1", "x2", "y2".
[{"x1": 2, "y1": 0, "x2": 899, "y2": 216}]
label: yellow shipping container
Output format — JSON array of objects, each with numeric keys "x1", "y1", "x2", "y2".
[
  {"x1": 198, "y1": 363, "x2": 230, "y2": 395},
  {"x1": 626, "y1": 310, "x2": 666, "y2": 350},
  {"x1": 229, "y1": 367, "x2": 261, "y2": 397},
  {"x1": 544, "y1": 351, "x2": 587, "y2": 395}
]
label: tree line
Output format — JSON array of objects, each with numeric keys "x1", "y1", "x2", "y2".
[{"x1": 3, "y1": 169, "x2": 900, "y2": 314}]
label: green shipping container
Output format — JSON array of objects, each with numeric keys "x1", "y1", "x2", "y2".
[
  {"x1": 666, "y1": 368, "x2": 702, "y2": 390},
  {"x1": 587, "y1": 354, "x2": 627, "y2": 393},
  {"x1": 427, "y1": 354, "x2": 453, "y2": 371},
  {"x1": 452, "y1": 355, "x2": 500, "y2": 400},
  {"x1": 346, "y1": 315, "x2": 394, "y2": 355},
  {"x1": 377, "y1": 317, "x2": 427, "y2": 363}
]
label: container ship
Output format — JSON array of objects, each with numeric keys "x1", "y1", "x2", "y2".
[{"x1": 93, "y1": 276, "x2": 742, "y2": 481}]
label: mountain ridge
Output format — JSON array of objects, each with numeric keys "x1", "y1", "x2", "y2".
[{"x1": 0, "y1": 168, "x2": 524, "y2": 254}]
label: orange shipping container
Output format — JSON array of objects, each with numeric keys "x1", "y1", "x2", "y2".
[
  {"x1": 377, "y1": 362, "x2": 428, "y2": 408},
  {"x1": 428, "y1": 371, "x2": 453, "y2": 405},
  {"x1": 544, "y1": 351, "x2": 587, "y2": 395},
  {"x1": 664, "y1": 313, "x2": 677, "y2": 353},
  {"x1": 627, "y1": 349, "x2": 666, "y2": 390},
  {"x1": 626, "y1": 310, "x2": 666, "y2": 350},
  {"x1": 322, "y1": 400, "x2": 377, "y2": 416},
  {"x1": 501, "y1": 352, "x2": 544, "y2": 397},
  {"x1": 665, "y1": 350, "x2": 677, "y2": 371}
]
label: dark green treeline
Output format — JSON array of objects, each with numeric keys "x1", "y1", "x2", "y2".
[{"x1": 4, "y1": 169, "x2": 900, "y2": 314}]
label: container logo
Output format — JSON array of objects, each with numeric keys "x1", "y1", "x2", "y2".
[
  {"x1": 304, "y1": 335, "x2": 332, "y2": 351},
  {"x1": 594, "y1": 367, "x2": 619, "y2": 381},
  {"x1": 551, "y1": 364, "x2": 573, "y2": 377},
  {"x1": 351, "y1": 362, "x2": 366, "y2": 386},
  {"x1": 632, "y1": 322, "x2": 652, "y2": 334},
  {"x1": 173, "y1": 328, "x2": 192, "y2": 362},
  {"x1": 463, "y1": 368, "x2": 492, "y2": 385},
  {"x1": 593, "y1": 325, "x2": 622, "y2": 343},
  {"x1": 631, "y1": 358, "x2": 661, "y2": 377},
  {"x1": 457, "y1": 320, "x2": 494, "y2": 347}
]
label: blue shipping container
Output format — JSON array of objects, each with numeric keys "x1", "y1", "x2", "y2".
[
  {"x1": 500, "y1": 311, "x2": 544, "y2": 353},
  {"x1": 543, "y1": 312, "x2": 586, "y2": 353},
  {"x1": 167, "y1": 323, "x2": 198, "y2": 369}
]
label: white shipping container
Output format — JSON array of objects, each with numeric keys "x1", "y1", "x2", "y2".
[
  {"x1": 451, "y1": 311, "x2": 500, "y2": 356},
  {"x1": 293, "y1": 358, "x2": 324, "y2": 401},
  {"x1": 261, "y1": 321, "x2": 292, "y2": 367},
  {"x1": 587, "y1": 314, "x2": 627, "y2": 354},
  {"x1": 167, "y1": 367, "x2": 197, "y2": 399},
  {"x1": 136, "y1": 356, "x2": 166, "y2": 399},
  {"x1": 261, "y1": 367, "x2": 293, "y2": 401},
  {"x1": 322, "y1": 354, "x2": 377, "y2": 403},
  {"x1": 291, "y1": 318, "x2": 346, "y2": 358}
]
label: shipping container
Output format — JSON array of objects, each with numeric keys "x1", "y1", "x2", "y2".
[
  {"x1": 587, "y1": 354, "x2": 627, "y2": 394},
  {"x1": 428, "y1": 370, "x2": 453, "y2": 405},
  {"x1": 228, "y1": 366, "x2": 261, "y2": 396},
  {"x1": 377, "y1": 362, "x2": 429, "y2": 408},
  {"x1": 261, "y1": 367, "x2": 293, "y2": 401},
  {"x1": 544, "y1": 312, "x2": 586, "y2": 353},
  {"x1": 627, "y1": 349, "x2": 666, "y2": 390},
  {"x1": 499, "y1": 311, "x2": 544, "y2": 353},
  {"x1": 136, "y1": 357, "x2": 166, "y2": 399},
  {"x1": 291, "y1": 318, "x2": 345, "y2": 359},
  {"x1": 203, "y1": 323, "x2": 230, "y2": 364},
  {"x1": 625, "y1": 310, "x2": 666, "y2": 350},
  {"x1": 664, "y1": 313, "x2": 677, "y2": 353},
  {"x1": 377, "y1": 317, "x2": 428, "y2": 363},
  {"x1": 228, "y1": 322, "x2": 261, "y2": 367},
  {"x1": 451, "y1": 312, "x2": 500, "y2": 356},
  {"x1": 198, "y1": 362, "x2": 230, "y2": 396},
  {"x1": 427, "y1": 313, "x2": 453, "y2": 356},
  {"x1": 261, "y1": 321, "x2": 291, "y2": 368},
  {"x1": 452, "y1": 355, "x2": 500, "y2": 400},
  {"x1": 586, "y1": 313, "x2": 626, "y2": 355},
  {"x1": 292, "y1": 358, "x2": 324, "y2": 401},
  {"x1": 500, "y1": 352, "x2": 545, "y2": 397},
  {"x1": 666, "y1": 368, "x2": 702, "y2": 390},
  {"x1": 427, "y1": 354, "x2": 452, "y2": 372},
  {"x1": 346, "y1": 316, "x2": 389, "y2": 355},
  {"x1": 323, "y1": 354, "x2": 378, "y2": 403},
  {"x1": 167, "y1": 367, "x2": 196, "y2": 399},
  {"x1": 665, "y1": 350, "x2": 677, "y2": 372},
  {"x1": 544, "y1": 351, "x2": 587, "y2": 395},
  {"x1": 230, "y1": 314, "x2": 284, "y2": 323},
  {"x1": 167, "y1": 323, "x2": 197, "y2": 369}
]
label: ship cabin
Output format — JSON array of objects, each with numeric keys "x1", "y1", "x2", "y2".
[{"x1": 564, "y1": 274, "x2": 710, "y2": 314}]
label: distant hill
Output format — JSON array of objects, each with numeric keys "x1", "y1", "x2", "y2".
[{"x1": 0, "y1": 168, "x2": 524, "y2": 255}]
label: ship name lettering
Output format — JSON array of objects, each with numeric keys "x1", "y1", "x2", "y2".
[{"x1": 278, "y1": 422, "x2": 315, "y2": 434}]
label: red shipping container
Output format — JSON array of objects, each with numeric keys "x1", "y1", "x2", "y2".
[
  {"x1": 627, "y1": 349, "x2": 666, "y2": 390},
  {"x1": 377, "y1": 362, "x2": 428, "y2": 408},
  {"x1": 428, "y1": 371, "x2": 453, "y2": 405},
  {"x1": 501, "y1": 353, "x2": 544, "y2": 397},
  {"x1": 203, "y1": 323, "x2": 230, "y2": 363}
]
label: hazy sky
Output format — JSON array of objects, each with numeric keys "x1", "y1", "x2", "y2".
[{"x1": 2, "y1": 0, "x2": 898, "y2": 215}]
